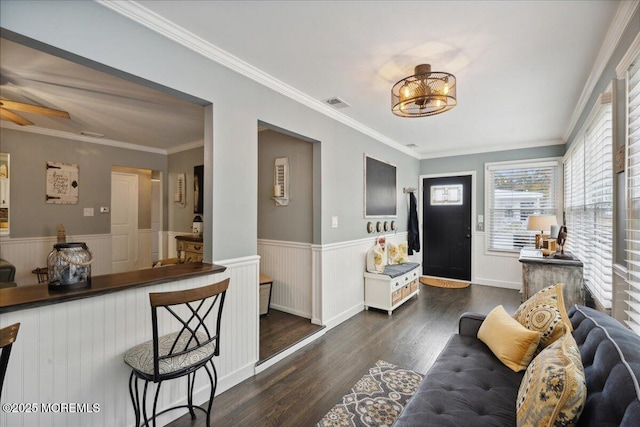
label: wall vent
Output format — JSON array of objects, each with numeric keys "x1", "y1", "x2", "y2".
[{"x1": 323, "y1": 97, "x2": 351, "y2": 109}]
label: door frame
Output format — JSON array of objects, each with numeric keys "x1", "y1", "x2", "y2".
[{"x1": 419, "y1": 171, "x2": 476, "y2": 282}]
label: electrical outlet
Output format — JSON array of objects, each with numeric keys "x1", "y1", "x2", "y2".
[{"x1": 100, "y1": 206, "x2": 110, "y2": 213}]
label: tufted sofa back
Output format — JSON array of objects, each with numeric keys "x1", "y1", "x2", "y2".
[{"x1": 569, "y1": 305, "x2": 640, "y2": 427}]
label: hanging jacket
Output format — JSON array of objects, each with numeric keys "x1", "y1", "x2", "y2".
[{"x1": 408, "y1": 192, "x2": 420, "y2": 255}]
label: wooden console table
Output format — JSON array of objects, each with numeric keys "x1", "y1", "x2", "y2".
[{"x1": 518, "y1": 248, "x2": 584, "y2": 309}]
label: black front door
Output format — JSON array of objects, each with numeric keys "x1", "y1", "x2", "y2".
[{"x1": 422, "y1": 175, "x2": 472, "y2": 281}]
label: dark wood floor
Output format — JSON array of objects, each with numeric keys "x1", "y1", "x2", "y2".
[
  {"x1": 168, "y1": 284, "x2": 521, "y2": 427},
  {"x1": 259, "y1": 309, "x2": 324, "y2": 363}
]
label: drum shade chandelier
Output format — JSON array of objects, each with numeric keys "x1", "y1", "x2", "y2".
[{"x1": 391, "y1": 64, "x2": 457, "y2": 117}]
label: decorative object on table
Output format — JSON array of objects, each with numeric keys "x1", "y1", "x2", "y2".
[
  {"x1": 316, "y1": 360, "x2": 423, "y2": 427},
  {"x1": 192, "y1": 215, "x2": 203, "y2": 237},
  {"x1": 45, "y1": 161, "x2": 78, "y2": 204},
  {"x1": 554, "y1": 226, "x2": 571, "y2": 259},
  {"x1": 526, "y1": 215, "x2": 557, "y2": 249},
  {"x1": 47, "y1": 242, "x2": 93, "y2": 291},
  {"x1": 391, "y1": 63, "x2": 457, "y2": 117},
  {"x1": 420, "y1": 277, "x2": 470, "y2": 289},
  {"x1": 56, "y1": 223, "x2": 66, "y2": 243},
  {"x1": 364, "y1": 155, "x2": 397, "y2": 218},
  {"x1": 194, "y1": 164, "x2": 204, "y2": 214},
  {"x1": 273, "y1": 157, "x2": 290, "y2": 206}
]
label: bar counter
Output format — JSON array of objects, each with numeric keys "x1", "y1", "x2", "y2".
[{"x1": 0, "y1": 262, "x2": 226, "y2": 314}]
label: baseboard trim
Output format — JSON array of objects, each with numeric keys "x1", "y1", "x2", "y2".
[
  {"x1": 472, "y1": 278, "x2": 521, "y2": 290},
  {"x1": 255, "y1": 328, "x2": 326, "y2": 374},
  {"x1": 270, "y1": 303, "x2": 311, "y2": 319},
  {"x1": 324, "y1": 302, "x2": 364, "y2": 331}
]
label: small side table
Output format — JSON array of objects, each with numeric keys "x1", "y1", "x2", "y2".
[
  {"x1": 259, "y1": 274, "x2": 273, "y2": 316},
  {"x1": 519, "y1": 249, "x2": 584, "y2": 309}
]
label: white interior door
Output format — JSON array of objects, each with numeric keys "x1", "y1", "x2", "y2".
[{"x1": 111, "y1": 172, "x2": 138, "y2": 273}]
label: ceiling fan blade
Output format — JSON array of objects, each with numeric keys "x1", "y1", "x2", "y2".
[
  {"x1": 0, "y1": 107, "x2": 34, "y2": 126},
  {"x1": 0, "y1": 100, "x2": 70, "y2": 119}
]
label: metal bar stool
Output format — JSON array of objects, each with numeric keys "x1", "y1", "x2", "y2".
[
  {"x1": 0, "y1": 323, "x2": 20, "y2": 401},
  {"x1": 124, "y1": 279, "x2": 229, "y2": 427}
]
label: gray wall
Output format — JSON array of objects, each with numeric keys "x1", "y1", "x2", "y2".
[
  {"x1": 420, "y1": 145, "x2": 566, "y2": 229},
  {"x1": 258, "y1": 129, "x2": 313, "y2": 243},
  {"x1": 0, "y1": 128, "x2": 167, "y2": 237},
  {"x1": 0, "y1": 1, "x2": 420, "y2": 260},
  {"x1": 168, "y1": 147, "x2": 204, "y2": 233}
]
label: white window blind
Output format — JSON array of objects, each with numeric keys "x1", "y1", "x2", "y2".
[
  {"x1": 626, "y1": 54, "x2": 640, "y2": 334},
  {"x1": 565, "y1": 97, "x2": 613, "y2": 309},
  {"x1": 486, "y1": 160, "x2": 559, "y2": 251}
]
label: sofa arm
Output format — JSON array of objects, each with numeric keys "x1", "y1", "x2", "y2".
[{"x1": 458, "y1": 312, "x2": 486, "y2": 337}]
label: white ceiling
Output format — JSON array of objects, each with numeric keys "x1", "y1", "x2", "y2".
[{"x1": 0, "y1": 1, "x2": 624, "y2": 157}]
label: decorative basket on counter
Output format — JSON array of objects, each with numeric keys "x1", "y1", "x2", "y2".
[{"x1": 47, "y1": 242, "x2": 93, "y2": 291}]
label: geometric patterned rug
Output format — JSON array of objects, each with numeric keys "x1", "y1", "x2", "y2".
[
  {"x1": 316, "y1": 360, "x2": 424, "y2": 427},
  {"x1": 420, "y1": 277, "x2": 470, "y2": 289}
]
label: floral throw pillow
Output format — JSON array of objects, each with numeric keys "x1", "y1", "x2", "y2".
[
  {"x1": 387, "y1": 242, "x2": 409, "y2": 265},
  {"x1": 513, "y1": 283, "x2": 572, "y2": 351}
]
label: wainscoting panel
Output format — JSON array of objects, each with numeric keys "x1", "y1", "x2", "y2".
[
  {"x1": 0, "y1": 256, "x2": 260, "y2": 427},
  {"x1": 319, "y1": 233, "x2": 409, "y2": 329},
  {"x1": 0, "y1": 234, "x2": 112, "y2": 285},
  {"x1": 257, "y1": 239, "x2": 312, "y2": 318},
  {"x1": 472, "y1": 231, "x2": 522, "y2": 289}
]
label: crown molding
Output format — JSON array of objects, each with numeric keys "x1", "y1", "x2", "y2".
[
  {"x1": 563, "y1": 0, "x2": 640, "y2": 142},
  {"x1": 166, "y1": 140, "x2": 204, "y2": 155},
  {"x1": 418, "y1": 138, "x2": 565, "y2": 160},
  {"x1": 616, "y1": 31, "x2": 640, "y2": 79},
  {"x1": 0, "y1": 121, "x2": 168, "y2": 154},
  {"x1": 97, "y1": 0, "x2": 420, "y2": 160}
]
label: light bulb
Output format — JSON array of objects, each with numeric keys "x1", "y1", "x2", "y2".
[
  {"x1": 400, "y1": 83, "x2": 411, "y2": 101},
  {"x1": 443, "y1": 84, "x2": 449, "y2": 95},
  {"x1": 436, "y1": 99, "x2": 442, "y2": 108}
]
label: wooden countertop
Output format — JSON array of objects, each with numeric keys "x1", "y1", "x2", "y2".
[{"x1": 0, "y1": 262, "x2": 226, "y2": 314}]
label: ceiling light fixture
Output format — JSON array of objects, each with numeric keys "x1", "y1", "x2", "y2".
[{"x1": 391, "y1": 64, "x2": 456, "y2": 117}]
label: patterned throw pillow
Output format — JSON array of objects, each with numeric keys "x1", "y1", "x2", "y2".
[
  {"x1": 513, "y1": 283, "x2": 572, "y2": 351},
  {"x1": 366, "y1": 243, "x2": 387, "y2": 273},
  {"x1": 516, "y1": 332, "x2": 586, "y2": 427},
  {"x1": 387, "y1": 242, "x2": 409, "y2": 265}
]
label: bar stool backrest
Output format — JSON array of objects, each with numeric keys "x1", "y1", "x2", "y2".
[
  {"x1": 0, "y1": 323, "x2": 20, "y2": 401},
  {"x1": 149, "y1": 278, "x2": 229, "y2": 382}
]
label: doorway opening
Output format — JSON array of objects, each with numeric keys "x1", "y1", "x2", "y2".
[
  {"x1": 257, "y1": 122, "x2": 322, "y2": 364},
  {"x1": 421, "y1": 173, "x2": 475, "y2": 282}
]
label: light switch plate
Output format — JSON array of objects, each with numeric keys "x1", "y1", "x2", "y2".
[
  {"x1": 331, "y1": 216, "x2": 339, "y2": 228},
  {"x1": 84, "y1": 208, "x2": 94, "y2": 217}
]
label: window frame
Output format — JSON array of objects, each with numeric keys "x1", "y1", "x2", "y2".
[{"x1": 484, "y1": 157, "x2": 563, "y2": 256}]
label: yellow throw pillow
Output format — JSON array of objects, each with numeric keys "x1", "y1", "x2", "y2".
[
  {"x1": 477, "y1": 305, "x2": 541, "y2": 372},
  {"x1": 387, "y1": 242, "x2": 409, "y2": 265},
  {"x1": 513, "y1": 283, "x2": 572, "y2": 351},
  {"x1": 516, "y1": 332, "x2": 586, "y2": 427}
]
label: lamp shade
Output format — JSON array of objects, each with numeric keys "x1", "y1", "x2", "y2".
[{"x1": 526, "y1": 215, "x2": 558, "y2": 232}]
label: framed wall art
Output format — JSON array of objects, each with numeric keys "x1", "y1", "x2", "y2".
[{"x1": 46, "y1": 161, "x2": 79, "y2": 204}]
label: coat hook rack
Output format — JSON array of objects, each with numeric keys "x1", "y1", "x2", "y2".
[{"x1": 403, "y1": 187, "x2": 417, "y2": 194}]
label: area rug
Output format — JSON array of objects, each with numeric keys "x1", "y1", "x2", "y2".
[
  {"x1": 316, "y1": 360, "x2": 424, "y2": 427},
  {"x1": 420, "y1": 277, "x2": 470, "y2": 289}
]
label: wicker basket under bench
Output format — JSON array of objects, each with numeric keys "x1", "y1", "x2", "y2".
[{"x1": 364, "y1": 262, "x2": 420, "y2": 315}]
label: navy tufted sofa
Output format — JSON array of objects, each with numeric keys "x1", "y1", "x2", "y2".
[{"x1": 395, "y1": 305, "x2": 640, "y2": 426}]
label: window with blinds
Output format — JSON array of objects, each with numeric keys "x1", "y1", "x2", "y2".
[
  {"x1": 626, "y1": 54, "x2": 640, "y2": 334},
  {"x1": 565, "y1": 95, "x2": 613, "y2": 310},
  {"x1": 486, "y1": 160, "x2": 559, "y2": 252}
]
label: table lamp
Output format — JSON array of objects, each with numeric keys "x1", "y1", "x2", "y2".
[{"x1": 526, "y1": 215, "x2": 558, "y2": 249}]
